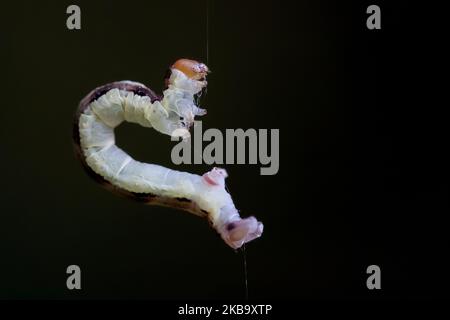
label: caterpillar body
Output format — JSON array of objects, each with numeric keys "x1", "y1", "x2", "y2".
[{"x1": 72, "y1": 59, "x2": 263, "y2": 249}]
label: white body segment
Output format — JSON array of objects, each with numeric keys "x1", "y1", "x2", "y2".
[{"x1": 78, "y1": 69, "x2": 263, "y2": 249}]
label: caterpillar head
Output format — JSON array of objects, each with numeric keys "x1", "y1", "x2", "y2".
[
  {"x1": 163, "y1": 58, "x2": 210, "y2": 137},
  {"x1": 165, "y1": 58, "x2": 209, "y2": 90}
]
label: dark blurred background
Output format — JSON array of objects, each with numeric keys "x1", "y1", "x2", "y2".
[{"x1": 0, "y1": 0, "x2": 448, "y2": 300}]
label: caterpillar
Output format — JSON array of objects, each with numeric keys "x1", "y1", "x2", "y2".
[{"x1": 72, "y1": 59, "x2": 263, "y2": 249}]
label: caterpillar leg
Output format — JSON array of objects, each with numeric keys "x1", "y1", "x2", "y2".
[
  {"x1": 215, "y1": 205, "x2": 264, "y2": 250},
  {"x1": 224, "y1": 217, "x2": 264, "y2": 250},
  {"x1": 145, "y1": 100, "x2": 190, "y2": 139},
  {"x1": 201, "y1": 168, "x2": 264, "y2": 249}
]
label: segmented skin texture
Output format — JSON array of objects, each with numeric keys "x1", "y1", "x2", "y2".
[
  {"x1": 73, "y1": 81, "x2": 209, "y2": 218},
  {"x1": 72, "y1": 60, "x2": 263, "y2": 249}
]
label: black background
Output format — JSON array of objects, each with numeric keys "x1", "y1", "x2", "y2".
[{"x1": 0, "y1": 0, "x2": 448, "y2": 302}]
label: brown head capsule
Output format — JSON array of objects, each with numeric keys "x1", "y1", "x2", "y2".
[
  {"x1": 165, "y1": 58, "x2": 210, "y2": 88},
  {"x1": 172, "y1": 58, "x2": 209, "y2": 80}
]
